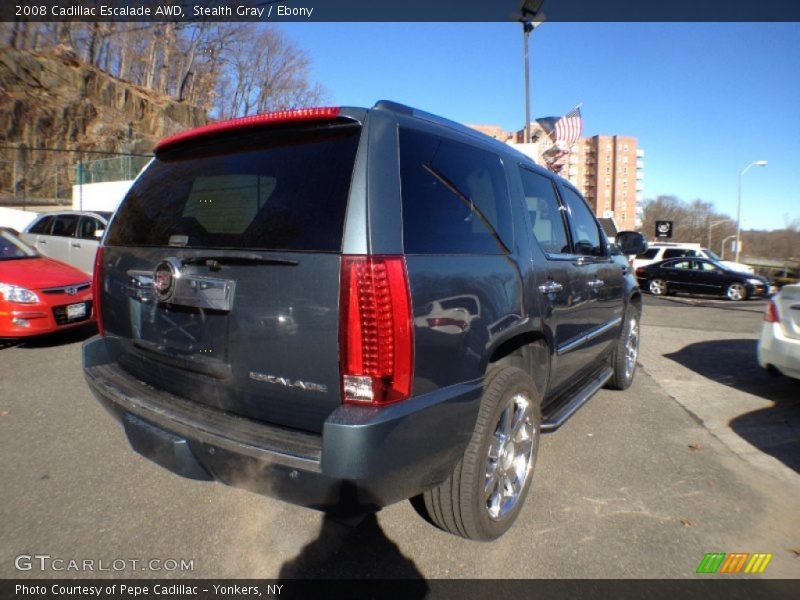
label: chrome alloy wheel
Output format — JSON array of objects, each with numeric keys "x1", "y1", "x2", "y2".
[
  {"x1": 624, "y1": 316, "x2": 639, "y2": 380},
  {"x1": 727, "y1": 282, "x2": 746, "y2": 301},
  {"x1": 484, "y1": 393, "x2": 536, "y2": 520},
  {"x1": 648, "y1": 278, "x2": 665, "y2": 296}
]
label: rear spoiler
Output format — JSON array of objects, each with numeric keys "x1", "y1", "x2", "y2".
[{"x1": 155, "y1": 107, "x2": 345, "y2": 154}]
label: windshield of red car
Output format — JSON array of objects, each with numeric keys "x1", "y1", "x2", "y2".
[{"x1": 0, "y1": 230, "x2": 38, "y2": 260}]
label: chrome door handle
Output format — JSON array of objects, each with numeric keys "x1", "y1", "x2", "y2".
[
  {"x1": 71, "y1": 243, "x2": 81, "y2": 248},
  {"x1": 588, "y1": 279, "x2": 605, "y2": 289},
  {"x1": 538, "y1": 281, "x2": 564, "y2": 294}
]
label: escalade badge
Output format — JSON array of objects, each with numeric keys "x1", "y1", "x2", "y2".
[
  {"x1": 249, "y1": 371, "x2": 328, "y2": 393},
  {"x1": 153, "y1": 258, "x2": 182, "y2": 302}
]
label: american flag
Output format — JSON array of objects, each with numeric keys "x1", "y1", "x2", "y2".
[{"x1": 554, "y1": 106, "x2": 583, "y2": 148}]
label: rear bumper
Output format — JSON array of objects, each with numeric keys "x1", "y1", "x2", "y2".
[
  {"x1": 758, "y1": 323, "x2": 800, "y2": 380},
  {"x1": 83, "y1": 335, "x2": 482, "y2": 513}
]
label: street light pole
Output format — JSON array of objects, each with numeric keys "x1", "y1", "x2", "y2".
[
  {"x1": 523, "y1": 21, "x2": 532, "y2": 144},
  {"x1": 735, "y1": 160, "x2": 767, "y2": 263},
  {"x1": 519, "y1": 1, "x2": 545, "y2": 144}
]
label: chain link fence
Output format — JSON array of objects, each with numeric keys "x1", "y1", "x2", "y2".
[{"x1": 75, "y1": 155, "x2": 152, "y2": 185}]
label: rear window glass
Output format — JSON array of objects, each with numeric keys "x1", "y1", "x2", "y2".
[
  {"x1": 399, "y1": 128, "x2": 512, "y2": 254},
  {"x1": 106, "y1": 125, "x2": 361, "y2": 251},
  {"x1": 638, "y1": 248, "x2": 659, "y2": 259}
]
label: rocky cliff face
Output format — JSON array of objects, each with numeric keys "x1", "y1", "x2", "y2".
[
  {"x1": 0, "y1": 47, "x2": 209, "y2": 200},
  {"x1": 1, "y1": 46, "x2": 208, "y2": 154}
]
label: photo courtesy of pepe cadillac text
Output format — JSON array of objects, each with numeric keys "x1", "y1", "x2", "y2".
[{"x1": 12, "y1": 583, "x2": 276, "y2": 597}]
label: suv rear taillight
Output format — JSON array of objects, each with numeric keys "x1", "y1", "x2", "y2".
[
  {"x1": 764, "y1": 300, "x2": 780, "y2": 323},
  {"x1": 92, "y1": 246, "x2": 105, "y2": 336},
  {"x1": 340, "y1": 255, "x2": 413, "y2": 405}
]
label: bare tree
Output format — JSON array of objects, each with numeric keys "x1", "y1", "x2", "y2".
[
  {"x1": 215, "y1": 25, "x2": 325, "y2": 119},
  {"x1": 641, "y1": 195, "x2": 736, "y2": 251}
]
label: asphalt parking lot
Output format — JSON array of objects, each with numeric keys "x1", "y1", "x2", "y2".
[{"x1": 1, "y1": 294, "x2": 798, "y2": 580}]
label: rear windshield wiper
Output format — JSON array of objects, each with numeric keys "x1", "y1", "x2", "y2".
[{"x1": 182, "y1": 254, "x2": 299, "y2": 271}]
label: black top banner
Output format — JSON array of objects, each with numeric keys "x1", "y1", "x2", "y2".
[{"x1": 3, "y1": 0, "x2": 800, "y2": 22}]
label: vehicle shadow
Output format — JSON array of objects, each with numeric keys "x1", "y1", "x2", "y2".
[
  {"x1": 664, "y1": 338, "x2": 800, "y2": 473},
  {"x1": 277, "y1": 512, "x2": 429, "y2": 594},
  {"x1": 8, "y1": 324, "x2": 97, "y2": 349}
]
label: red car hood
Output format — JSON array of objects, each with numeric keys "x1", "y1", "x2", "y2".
[{"x1": 0, "y1": 257, "x2": 90, "y2": 290}]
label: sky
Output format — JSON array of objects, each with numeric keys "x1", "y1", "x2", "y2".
[{"x1": 280, "y1": 22, "x2": 799, "y2": 231}]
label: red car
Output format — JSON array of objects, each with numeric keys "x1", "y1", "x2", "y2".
[{"x1": 0, "y1": 228, "x2": 94, "y2": 338}]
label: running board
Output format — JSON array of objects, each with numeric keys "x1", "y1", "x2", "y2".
[{"x1": 541, "y1": 367, "x2": 613, "y2": 431}]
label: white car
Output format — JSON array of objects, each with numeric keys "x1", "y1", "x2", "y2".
[
  {"x1": 633, "y1": 243, "x2": 754, "y2": 274},
  {"x1": 20, "y1": 211, "x2": 112, "y2": 275},
  {"x1": 758, "y1": 283, "x2": 800, "y2": 380}
]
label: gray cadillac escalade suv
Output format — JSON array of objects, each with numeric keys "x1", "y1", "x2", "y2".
[{"x1": 83, "y1": 101, "x2": 646, "y2": 540}]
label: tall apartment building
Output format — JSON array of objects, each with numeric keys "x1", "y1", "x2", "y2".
[
  {"x1": 467, "y1": 125, "x2": 645, "y2": 230},
  {"x1": 562, "y1": 135, "x2": 644, "y2": 230}
]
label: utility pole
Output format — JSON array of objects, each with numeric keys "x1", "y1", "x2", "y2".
[{"x1": 707, "y1": 219, "x2": 730, "y2": 251}]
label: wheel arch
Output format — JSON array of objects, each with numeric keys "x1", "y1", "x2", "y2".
[
  {"x1": 487, "y1": 331, "x2": 550, "y2": 399},
  {"x1": 629, "y1": 289, "x2": 643, "y2": 312}
]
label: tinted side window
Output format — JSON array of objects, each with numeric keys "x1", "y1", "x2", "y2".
[
  {"x1": 670, "y1": 260, "x2": 692, "y2": 269},
  {"x1": 638, "y1": 248, "x2": 659, "y2": 259},
  {"x1": 696, "y1": 261, "x2": 720, "y2": 272},
  {"x1": 78, "y1": 217, "x2": 103, "y2": 240},
  {"x1": 29, "y1": 216, "x2": 54, "y2": 234},
  {"x1": 663, "y1": 248, "x2": 694, "y2": 259},
  {"x1": 51, "y1": 215, "x2": 79, "y2": 238},
  {"x1": 518, "y1": 167, "x2": 570, "y2": 254},
  {"x1": 560, "y1": 187, "x2": 604, "y2": 256},
  {"x1": 400, "y1": 128, "x2": 512, "y2": 254}
]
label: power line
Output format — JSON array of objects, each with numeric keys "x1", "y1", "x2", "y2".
[{"x1": 0, "y1": 145, "x2": 150, "y2": 157}]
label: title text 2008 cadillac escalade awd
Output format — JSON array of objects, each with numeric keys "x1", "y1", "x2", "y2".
[{"x1": 83, "y1": 101, "x2": 647, "y2": 540}]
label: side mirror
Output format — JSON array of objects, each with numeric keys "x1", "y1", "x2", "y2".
[
  {"x1": 616, "y1": 231, "x2": 648, "y2": 256},
  {"x1": 94, "y1": 229, "x2": 105, "y2": 238}
]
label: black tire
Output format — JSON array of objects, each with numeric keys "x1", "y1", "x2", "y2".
[
  {"x1": 606, "y1": 304, "x2": 641, "y2": 391},
  {"x1": 417, "y1": 366, "x2": 542, "y2": 540},
  {"x1": 648, "y1": 278, "x2": 666, "y2": 296}
]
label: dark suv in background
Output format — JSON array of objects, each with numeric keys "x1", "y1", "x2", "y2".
[{"x1": 83, "y1": 101, "x2": 647, "y2": 540}]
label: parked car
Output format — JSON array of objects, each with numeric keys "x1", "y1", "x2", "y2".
[
  {"x1": 633, "y1": 242, "x2": 753, "y2": 274},
  {"x1": 20, "y1": 211, "x2": 112, "y2": 275},
  {"x1": 82, "y1": 101, "x2": 647, "y2": 540},
  {"x1": 758, "y1": 284, "x2": 800, "y2": 380},
  {"x1": 636, "y1": 257, "x2": 769, "y2": 300},
  {"x1": 0, "y1": 229, "x2": 94, "y2": 338}
]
